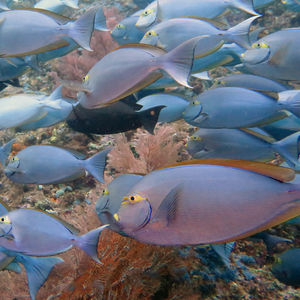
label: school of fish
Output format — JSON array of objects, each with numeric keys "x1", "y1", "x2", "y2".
[{"x1": 0, "y1": 0, "x2": 298, "y2": 298}]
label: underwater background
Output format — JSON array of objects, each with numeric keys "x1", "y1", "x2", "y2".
[{"x1": 0, "y1": 0, "x2": 299, "y2": 299}]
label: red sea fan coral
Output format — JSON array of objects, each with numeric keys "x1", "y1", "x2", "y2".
[
  {"x1": 50, "y1": 7, "x2": 123, "y2": 97},
  {"x1": 109, "y1": 124, "x2": 184, "y2": 174}
]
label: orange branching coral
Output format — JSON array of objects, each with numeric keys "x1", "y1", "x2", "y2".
[
  {"x1": 58, "y1": 229, "x2": 194, "y2": 300},
  {"x1": 109, "y1": 124, "x2": 184, "y2": 174}
]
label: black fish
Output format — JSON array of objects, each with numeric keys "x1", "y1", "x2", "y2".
[
  {"x1": 67, "y1": 96, "x2": 164, "y2": 136},
  {"x1": 0, "y1": 78, "x2": 20, "y2": 91}
]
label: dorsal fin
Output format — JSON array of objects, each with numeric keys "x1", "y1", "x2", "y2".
[
  {"x1": 16, "y1": 8, "x2": 72, "y2": 24},
  {"x1": 173, "y1": 16, "x2": 226, "y2": 28},
  {"x1": 112, "y1": 43, "x2": 166, "y2": 56},
  {"x1": 156, "y1": 0, "x2": 163, "y2": 23},
  {"x1": 159, "y1": 159, "x2": 295, "y2": 182},
  {"x1": 240, "y1": 128, "x2": 276, "y2": 144}
]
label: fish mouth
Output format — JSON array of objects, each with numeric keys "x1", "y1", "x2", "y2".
[{"x1": 4, "y1": 168, "x2": 15, "y2": 178}]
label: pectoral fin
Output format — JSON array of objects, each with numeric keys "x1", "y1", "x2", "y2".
[
  {"x1": 269, "y1": 45, "x2": 289, "y2": 67},
  {"x1": 194, "y1": 113, "x2": 208, "y2": 123},
  {"x1": 151, "y1": 184, "x2": 183, "y2": 227}
]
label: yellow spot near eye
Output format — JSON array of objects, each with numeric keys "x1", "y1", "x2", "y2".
[
  {"x1": 274, "y1": 256, "x2": 282, "y2": 264},
  {"x1": 145, "y1": 30, "x2": 158, "y2": 37},
  {"x1": 0, "y1": 216, "x2": 11, "y2": 224},
  {"x1": 102, "y1": 189, "x2": 109, "y2": 195},
  {"x1": 116, "y1": 24, "x2": 125, "y2": 29},
  {"x1": 113, "y1": 213, "x2": 119, "y2": 221},
  {"x1": 241, "y1": 53, "x2": 245, "y2": 57},
  {"x1": 252, "y1": 42, "x2": 269, "y2": 49},
  {"x1": 281, "y1": 0, "x2": 287, "y2": 3},
  {"x1": 193, "y1": 101, "x2": 200, "y2": 105},
  {"x1": 83, "y1": 74, "x2": 89, "y2": 82},
  {"x1": 11, "y1": 156, "x2": 19, "y2": 162},
  {"x1": 142, "y1": 9, "x2": 154, "y2": 16}
]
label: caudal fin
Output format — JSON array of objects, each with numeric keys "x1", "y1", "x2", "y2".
[
  {"x1": 211, "y1": 242, "x2": 235, "y2": 267},
  {"x1": 94, "y1": 7, "x2": 109, "y2": 31},
  {"x1": 75, "y1": 225, "x2": 109, "y2": 263},
  {"x1": 252, "y1": 232, "x2": 292, "y2": 253},
  {"x1": 0, "y1": 0, "x2": 8, "y2": 11},
  {"x1": 279, "y1": 91, "x2": 300, "y2": 119},
  {"x1": 0, "y1": 138, "x2": 15, "y2": 166},
  {"x1": 225, "y1": 16, "x2": 260, "y2": 49},
  {"x1": 84, "y1": 148, "x2": 111, "y2": 183},
  {"x1": 138, "y1": 105, "x2": 165, "y2": 134},
  {"x1": 68, "y1": 7, "x2": 97, "y2": 51},
  {"x1": 272, "y1": 132, "x2": 300, "y2": 168},
  {"x1": 158, "y1": 36, "x2": 220, "y2": 88},
  {"x1": 230, "y1": 0, "x2": 259, "y2": 16},
  {"x1": 19, "y1": 255, "x2": 63, "y2": 300}
]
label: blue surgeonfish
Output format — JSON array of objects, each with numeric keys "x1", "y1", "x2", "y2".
[
  {"x1": 183, "y1": 87, "x2": 300, "y2": 131},
  {"x1": 4, "y1": 145, "x2": 111, "y2": 184},
  {"x1": 241, "y1": 29, "x2": 300, "y2": 81},
  {"x1": 0, "y1": 7, "x2": 97, "y2": 57},
  {"x1": 16, "y1": 86, "x2": 75, "y2": 131},
  {"x1": 0, "y1": 91, "x2": 63, "y2": 130},
  {"x1": 186, "y1": 128, "x2": 300, "y2": 168},
  {"x1": 72, "y1": 36, "x2": 223, "y2": 109},
  {"x1": 111, "y1": 10, "x2": 146, "y2": 45},
  {"x1": 114, "y1": 159, "x2": 300, "y2": 245},
  {"x1": 0, "y1": 208, "x2": 108, "y2": 262},
  {"x1": 141, "y1": 16, "x2": 259, "y2": 51},
  {"x1": 213, "y1": 74, "x2": 291, "y2": 92},
  {"x1": 136, "y1": 0, "x2": 259, "y2": 29},
  {"x1": 0, "y1": 200, "x2": 64, "y2": 300}
]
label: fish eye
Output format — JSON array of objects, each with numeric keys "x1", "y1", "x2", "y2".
[
  {"x1": 83, "y1": 74, "x2": 89, "y2": 82},
  {"x1": 253, "y1": 42, "x2": 269, "y2": 49},
  {"x1": 142, "y1": 9, "x2": 154, "y2": 16},
  {"x1": 0, "y1": 216, "x2": 10, "y2": 224},
  {"x1": 130, "y1": 196, "x2": 135, "y2": 201}
]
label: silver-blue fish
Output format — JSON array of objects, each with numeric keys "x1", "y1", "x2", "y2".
[
  {"x1": 0, "y1": 208, "x2": 108, "y2": 263},
  {"x1": 183, "y1": 87, "x2": 300, "y2": 129},
  {"x1": 4, "y1": 145, "x2": 111, "y2": 184}
]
